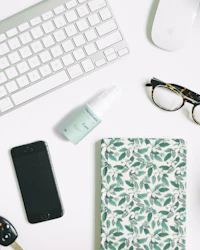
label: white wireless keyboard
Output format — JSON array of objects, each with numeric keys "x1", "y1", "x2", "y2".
[{"x1": 0, "y1": 0, "x2": 129, "y2": 116}]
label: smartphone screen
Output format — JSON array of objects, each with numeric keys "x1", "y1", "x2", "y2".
[{"x1": 11, "y1": 141, "x2": 63, "y2": 224}]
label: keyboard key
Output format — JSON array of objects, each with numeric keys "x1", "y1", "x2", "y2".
[
  {"x1": 0, "y1": 97, "x2": 13, "y2": 112},
  {"x1": 19, "y1": 32, "x2": 32, "y2": 45},
  {"x1": 76, "y1": 5, "x2": 89, "y2": 17},
  {"x1": 62, "y1": 54, "x2": 74, "y2": 66},
  {"x1": 39, "y1": 51, "x2": 52, "y2": 63},
  {"x1": 31, "y1": 41, "x2": 44, "y2": 53},
  {"x1": 85, "y1": 29, "x2": 97, "y2": 41},
  {"x1": 88, "y1": 13, "x2": 100, "y2": 26},
  {"x1": 68, "y1": 64, "x2": 83, "y2": 79},
  {"x1": 65, "y1": 24, "x2": 77, "y2": 37},
  {"x1": 95, "y1": 58, "x2": 106, "y2": 67},
  {"x1": 73, "y1": 34, "x2": 86, "y2": 47},
  {"x1": 39, "y1": 64, "x2": 52, "y2": 77},
  {"x1": 16, "y1": 61, "x2": 29, "y2": 74},
  {"x1": 53, "y1": 16, "x2": 67, "y2": 29},
  {"x1": 66, "y1": 0, "x2": 77, "y2": 9},
  {"x1": 19, "y1": 46, "x2": 32, "y2": 59},
  {"x1": 42, "y1": 35, "x2": 55, "y2": 48},
  {"x1": 42, "y1": 21, "x2": 55, "y2": 34},
  {"x1": 0, "y1": 43, "x2": 10, "y2": 56},
  {"x1": 107, "y1": 52, "x2": 117, "y2": 61},
  {"x1": 12, "y1": 71, "x2": 69, "y2": 105},
  {"x1": 54, "y1": 5, "x2": 66, "y2": 15},
  {"x1": 96, "y1": 20, "x2": 117, "y2": 36},
  {"x1": 18, "y1": 22, "x2": 30, "y2": 32},
  {"x1": 42, "y1": 11, "x2": 54, "y2": 21},
  {"x1": 96, "y1": 31, "x2": 122, "y2": 50},
  {"x1": 17, "y1": 61, "x2": 30, "y2": 74},
  {"x1": 0, "y1": 72, "x2": 7, "y2": 84},
  {"x1": 73, "y1": 48, "x2": 85, "y2": 60},
  {"x1": 0, "y1": 57, "x2": 10, "y2": 70},
  {"x1": 81, "y1": 58, "x2": 95, "y2": 72},
  {"x1": 8, "y1": 51, "x2": 21, "y2": 64},
  {"x1": 6, "y1": 28, "x2": 18, "y2": 38},
  {"x1": 104, "y1": 47, "x2": 115, "y2": 56},
  {"x1": 118, "y1": 47, "x2": 129, "y2": 56},
  {"x1": 65, "y1": 10, "x2": 78, "y2": 23},
  {"x1": 5, "y1": 81, "x2": 18, "y2": 93},
  {"x1": 51, "y1": 45, "x2": 63, "y2": 58},
  {"x1": 28, "y1": 56, "x2": 41, "y2": 69},
  {"x1": 85, "y1": 43, "x2": 97, "y2": 55},
  {"x1": 5, "y1": 67, "x2": 18, "y2": 79},
  {"x1": 8, "y1": 37, "x2": 21, "y2": 50},
  {"x1": 17, "y1": 75, "x2": 30, "y2": 88},
  {"x1": 30, "y1": 17, "x2": 42, "y2": 26},
  {"x1": 62, "y1": 40, "x2": 74, "y2": 53},
  {"x1": 88, "y1": 0, "x2": 106, "y2": 12},
  {"x1": 31, "y1": 26, "x2": 44, "y2": 39},
  {"x1": 51, "y1": 59, "x2": 63, "y2": 71},
  {"x1": 99, "y1": 8, "x2": 112, "y2": 20},
  {"x1": 28, "y1": 70, "x2": 41, "y2": 82},
  {"x1": 53, "y1": 30, "x2": 66, "y2": 42},
  {"x1": 78, "y1": 0, "x2": 87, "y2": 3},
  {"x1": 0, "y1": 34, "x2": 6, "y2": 42},
  {"x1": 0, "y1": 86, "x2": 7, "y2": 98},
  {"x1": 76, "y1": 19, "x2": 89, "y2": 32}
]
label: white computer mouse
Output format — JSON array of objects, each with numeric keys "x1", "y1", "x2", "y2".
[{"x1": 152, "y1": 0, "x2": 200, "y2": 51}]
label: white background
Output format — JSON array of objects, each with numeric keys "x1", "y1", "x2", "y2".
[{"x1": 0, "y1": 0, "x2": 200, "y2": 249}]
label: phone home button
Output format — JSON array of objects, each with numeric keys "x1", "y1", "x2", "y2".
[{"x1": 41, "y1": 212, "x2": 50, "y2": 221}]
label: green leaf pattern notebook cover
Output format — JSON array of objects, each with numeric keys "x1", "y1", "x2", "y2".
[{"x1": 101, "y1": 138, "x2": 187, "y2": 250}]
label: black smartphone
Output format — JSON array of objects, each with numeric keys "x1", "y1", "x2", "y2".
[{"x1": 11, "y1": 141, "x2": 64, "y2": 224}]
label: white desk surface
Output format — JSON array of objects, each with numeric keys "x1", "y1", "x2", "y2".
[{"x1": 0, "y1": 0, "x2": 200, "y2": 249}]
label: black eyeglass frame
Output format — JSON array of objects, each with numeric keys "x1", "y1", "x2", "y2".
[{"x1": 146, "y1": 78, "x2": 200, "y2": 125}]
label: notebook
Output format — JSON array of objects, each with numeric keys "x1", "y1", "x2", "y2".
[{"x1": 101, "y1": 138, "x2": 187, "y2": 250}]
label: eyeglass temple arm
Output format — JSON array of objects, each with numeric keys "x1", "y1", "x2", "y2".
[
  {"x1": 171, "y1": 84, "x2": 200, "y2": 103},
  {"x1": 146, "y1": 78, "x2": 165, "y2": 87},
  {"x1": 170, "y1": 84, "x2": 184, "y2": 91}
]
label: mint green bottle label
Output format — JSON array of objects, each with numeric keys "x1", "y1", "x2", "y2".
[{"x1": 60, "y1": 104, "x2": 102, "y2": 145}]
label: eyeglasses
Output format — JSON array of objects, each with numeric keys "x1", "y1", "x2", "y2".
[{"x1": 146, "y1": 78, "x2": 200, "y2": 125}]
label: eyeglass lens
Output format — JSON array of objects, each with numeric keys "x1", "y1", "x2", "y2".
[
  {"x1": 193, "y1": 105, "x2": 200, "y2": 124},
  {"x1": 153, "y1": 86, "x2": 183, "y2": 111}
]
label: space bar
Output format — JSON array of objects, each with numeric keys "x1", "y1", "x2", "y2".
[{"x1": 12, "y1": 71, "x2": 69, "y2": 105}]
